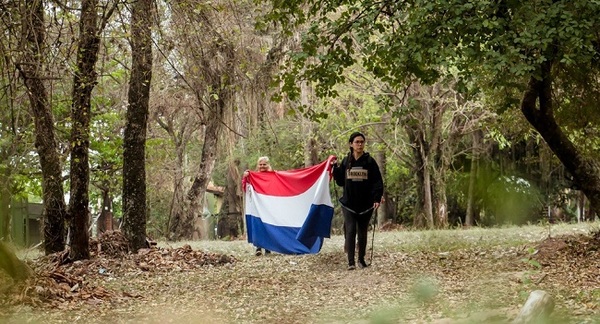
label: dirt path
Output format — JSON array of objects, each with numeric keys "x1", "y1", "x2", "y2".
[{"x1": 1, "y1": 225, "x2": 599, "y2": 323}]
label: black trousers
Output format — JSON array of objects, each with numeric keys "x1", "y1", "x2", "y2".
[{"x1": 343, "y1": 207, "x2": 372, "y2": 265}]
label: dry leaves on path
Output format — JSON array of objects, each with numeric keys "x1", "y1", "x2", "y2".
[
  {"x1": 0, "y1": 231, "x2": 236, "y2": 313},
  {"x1": 0, "y1": 227, "x2": 599, "y2": 323}
]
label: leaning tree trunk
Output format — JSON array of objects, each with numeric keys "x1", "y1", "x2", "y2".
[
  {"x1": 122, "y1": 0, "x2": 153, "y2": 251},
  {"x1": 168, "y1": 18, "x2": 236, "y2": 240},
  {"x1": 188, "y1": 97, "x2": 226, "y2": 240},
  {"x1": 521, "y1": 61, "x2": 600, "y2": 217},
  {"x1": 17, "y1": 0, "x2": 67, "y2": 255},
  {"x1": 0, "y1": 241, "x2": 32, "y2": 281},
  {"x1": 69, "y1": 0, "x2": 103, "y2": 261},
  {"x1": 170, "y1": 84, "x2": 230, "y2": 241}
]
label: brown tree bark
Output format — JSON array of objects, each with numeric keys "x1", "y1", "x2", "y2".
[
  {"x1": 188, "y1": 95, "x2": 228, "y2": 240},
  {"x1": 122, "y1": 0, "x2": 153, "y2": 251},
  {"x1": 217, "y1": 159, "x2": 242, "y2": 239},
  {"x1": 430, "y1": 99, "x2": 449, "y2": 228},
  {"x1": 374, "y1": 150, "x2": 388, "y2": 225},
  {"x1": 407, "y1": 127, "x2": 434, "y2": 229},
  {"x1": 0, "y1": 241, "x2": 32, "y2": 281},
  {"x1": 68, "y1": 0, "x2": 103, "y2": 261},
  {"x1": 301, "y1": 83, "x2": 319, "y2": 168},
  {"x1": 465, "y1": 130, "x2": 482, "y2": 226},
  {"x1": 97, "y1": 189, "x2": 113, "y2": 233},
  {"x1": 0, "y1": 168, "x2": 10, "y2": 240},
  {"x1": 521, "y1": 61, "x2": 600, "y2": 218},
  {"x1": 17, "y1": 0, "x2": 67, "y2": 255}
]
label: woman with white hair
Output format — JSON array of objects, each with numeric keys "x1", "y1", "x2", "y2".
[{"x1": 242, "y1": 156, "x2": 273, "y2": 256}]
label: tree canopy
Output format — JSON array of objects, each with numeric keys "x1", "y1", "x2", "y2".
[{"x1": 266, "y1": 0, "x2": 600, "y2": 212}]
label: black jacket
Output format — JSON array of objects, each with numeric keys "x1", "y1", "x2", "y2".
[{"x1": 332, "y1": 152, "x2": 384, "y2": 214}]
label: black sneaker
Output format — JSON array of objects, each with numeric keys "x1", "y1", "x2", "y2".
[
  {"x1": 348, "y1": 264, "x2": 356, "y2": 271},
  {"x1": 255, "y1": 248, "x2": 262, "y2": 256},
  {"x1": 265, "y1": 250, "x2": 271, "y2": 255},
  {"x1": 358, "y1": 260, "x2": 369, "y2": 269}
]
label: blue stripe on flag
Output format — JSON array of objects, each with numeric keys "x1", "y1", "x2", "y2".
[
  {"x1": 246, "y1": 214, "x2": 324, "y2": 254},
  {"x1": 296, "y1": 204, "x2": 334, "y2": 248}
]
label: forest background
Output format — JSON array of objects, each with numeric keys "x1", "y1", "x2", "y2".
[{"x1": 1, "y1": 0, "x2": 600, "y2": 259}]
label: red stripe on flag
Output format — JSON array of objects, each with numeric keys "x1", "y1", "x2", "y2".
[{"x1": 248, "y1": 157, "x2": 334, "y2": 196}]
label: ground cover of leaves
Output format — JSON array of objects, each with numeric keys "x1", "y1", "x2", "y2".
[{"x1": 0, "y1": 224, "x2": 598, "y2": 324}]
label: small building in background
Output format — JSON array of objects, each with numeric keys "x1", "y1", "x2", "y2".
[{"x1": 10, "y1": 201, "x2": 43, "y2": 247}]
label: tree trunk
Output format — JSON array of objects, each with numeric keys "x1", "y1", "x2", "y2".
[
  {"x1": 188, "y1": 100, "x2": 224, "y2": 240},
  {"x1": 97, "y1": 190, "x2": 113, "y2": 234},
  {"x1": 577, "y1": 191, "x2": 587, "y2": 222},
  {"x1": 432, "y1": 170, "x2": 448, "y2": 228},
  {"x1": 170, "y1": 33, "x2": 235, "y2": 240},
  {"x1": 413, "y1": 134, "x2": 434, "y2": 229},
  {"x1": 17, "y1": 0, "x2": 67, "y2": 255},
  {"x1": 153, "y1": 103, "x2": 200, "y2": 240},
  {"x1": 0, "y1": 169, "x2": 10, "y2": 241},
  {"x1": 374, "y1": 150, "x2": 388, "y2": 225},
  {"x1": 0, "y1": 241, "x2": 32, "y2": 281},
  {"x1": 521, "y1": 61, "x2": 600, "y2": 219},
  {"x1": 403, "y1": 82, "x2": 460, "y2": 229},
  {"x1": 422, "y1": 157, "x2": 435, "y2": 228},
  {"x1": 217, "y1": 160, "x2": 241, "y2": 239},
  {"x1": 301, "y1": 84, "x2": 318, "y2": 168},
  {"x1": 431, "y1": 92, "x2": 455, "y2": 228},
  {"x1": 122, "y1": 0, "x2": 153, "y2": 251},
  {"x1": 170, "y1": 85, "x2": 230, "y2": 241},
  {"x1": 167, "y1": 139, "x2": 187, "y2": 240},
  {"x1": 68, "y1": 0, "x2": 103, "y2": 261},
  {"x1": 304, "y1": 136, "x2": 319, "y2": 167},
  {"x1": 465, "y1": 130, "x2": 482, "y2": 226}
]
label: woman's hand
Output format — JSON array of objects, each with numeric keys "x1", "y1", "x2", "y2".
[{"x1": 373, "y1": 196, "x2": 386, "y2": 209}]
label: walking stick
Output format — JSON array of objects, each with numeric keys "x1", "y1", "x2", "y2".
[{"x1": 369, "y1": 205, "x2": 379, "y2": 265}]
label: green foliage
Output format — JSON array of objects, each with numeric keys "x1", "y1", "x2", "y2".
[
  {"x1": 266, "y1": 0, "x2": 600, "y2": 121},
  {"x1": 266, "y1": 0, "x2": 595, "y2": 228},
  {"x1": 482, "y1": 175, "x2": 543, "y2": 225},
  {"x1": 521, "y1": 247, "x2": 542, "y2": 270}
]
